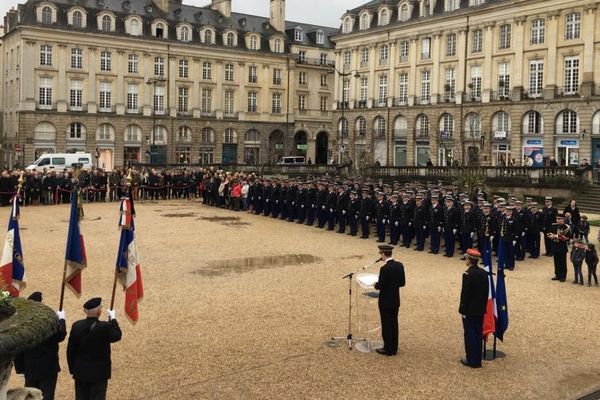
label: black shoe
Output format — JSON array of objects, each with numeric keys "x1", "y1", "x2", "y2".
[
  {"x1": 551, "y1": 277, "x2": 559, "y2": 281},
  {"x1": 376, "y1": 348, "x2": 393, "y2": 356},
  {"x1": 376, "y1": 240, "x2": 384, "y2": 243},
  {"x1": 460, "y1": 359, "x2": 482, "y2": 369},
  {"x1": 559, "y1": 279, "x2": 566, "y2": 282},
  {"x1": 428, "y1": 250, "x2": 434, "y2": 254}
]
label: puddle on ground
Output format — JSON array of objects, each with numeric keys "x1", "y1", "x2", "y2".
[
  {"x1": 192, "y1": 254, "x2": 322, "y2": 277},
  {"x1": 341, "y1": 254, "x2": 365, "y2": 260},
  {"x1": 197, "y1": 216, "x2": 241, "y2": 222},
  {"x1": 162, "y1": 213, "x2": 196, "y2": 218}
]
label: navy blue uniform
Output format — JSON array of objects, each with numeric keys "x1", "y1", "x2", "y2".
[
  {"x1": 459, "y1": 265, "x2": 488, "y2": 368},
  {"x1": 375, "y1": 259, "x2": 406, "y2": 355}
]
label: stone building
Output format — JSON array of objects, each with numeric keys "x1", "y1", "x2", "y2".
[
  {"x1": 0, "y1": 0, "x2": 336, "y2": 168},
  {"x1": 332, "y1": 0, "x2": 600, "y2": 167}
]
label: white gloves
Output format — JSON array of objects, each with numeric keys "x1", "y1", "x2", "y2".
[
  {"x1": 329, "y1": 208, "x2": 333, "y2": 213},
  {"x1": 490, "y1": 236, "x2": 495, "y2": 242},
  {"x1": 56, "y1": 310, "x2": 66, "y2": 320},
  {"x1": 522, "y1": 232, "x2": 526, "y2": 237},
  {"x1": 408, "y1": 222, "x2": 412, "y2": 227},
  {"x1": 366, "y1": 216, "x2": 370, "y2": 221},
  {"x1": 395, "y1": 221, "x2": 399, "y2": 227},
  {"x1": 107, "y1": 309, "x2": 116, "y2": 320},
  {"x1": 301, "y1": 205, "x2": 304, "y2": 208},
  {"x1": 471, "y1": 232, "x2": 476, "y2": 240},
  {"x1": 423, "y1": 226, "x2": 427, "y2": 230},
  {"x1": 512, "y1": 241, "x2": 517, "y2": 246},
  {"x1": 438, "y1": 227, "x2": 442, "y2": 232},
  {"x1": 322, "y1": 205, "x2": 326, "y2": 209},
  {"x1": 382, "y1": 219, "x2": 387, "y2": 225},
  {"x1": 342, "y1": 210, "x2": 346, "y2": 215},
  {"x1": 453, "y1": 229, "x2": 457, "y2": 235}
]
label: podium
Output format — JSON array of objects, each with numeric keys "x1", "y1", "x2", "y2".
[{"x1": 353, "y1": 273, "x2": 383, "y2": 353}]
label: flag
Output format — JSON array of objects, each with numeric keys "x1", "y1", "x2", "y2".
[
  {"x1": 0, "y1": 198, "x2": 25, "y2": 296},
  {"x1": 64, "y1": 187, "x2": 87, "y2": 296},
  {"x1": 482, "y1": 240, "x2": 497, "y2": 340},
  {"x1": 116, "y1": 196, "x2": 143, "y2": 323},
  {"x1": 495, "y1": 240, "x2": 509, "y2": 341}
]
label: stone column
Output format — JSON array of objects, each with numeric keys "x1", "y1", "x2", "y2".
[{"x1": 431, "y1": 32, "x2": 441, "y2": 104}]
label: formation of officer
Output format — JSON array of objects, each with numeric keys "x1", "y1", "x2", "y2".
[
  {"x1": 373, "y1": 244, "x2": 406, "y2": 356},
  {"x1": 200, "y1": 170, "x2": 561, "y2": 267},
  {"x1": 67, "y1": 297, "x2": 122, "y2": 400}
]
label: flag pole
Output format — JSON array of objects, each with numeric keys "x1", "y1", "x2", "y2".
[
  {"x1": 493, "y1": 335, "x2": 497, "y2": 359},
  {"x1": 109, "y1": 169, "x2": 133, "y2": 312}
]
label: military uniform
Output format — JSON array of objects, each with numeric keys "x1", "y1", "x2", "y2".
[
  {"x1": 549, "y1": 217, "x2": 572, "y2": 281},
  {"x1": 428, "y1": 198, "x2": 444, "y2": 254}
]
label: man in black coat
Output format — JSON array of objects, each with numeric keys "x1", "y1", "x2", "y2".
[
  {"x1": 67, "y1": 297, "x2": 122, "y2": 400},
  {"x1": 14, "y1": 292, "x2": 66, "y2": 400},
  {"x1": 374, "y1": 244, "x2": 406, "y2": 356},
  {"x1": 459, "y1": 249, "x2": 488, "y2": 368}
]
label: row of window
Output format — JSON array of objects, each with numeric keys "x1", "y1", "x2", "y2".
[
  {"x1": 342, "y1": 15, "x2": 581, "y2": 71},
  {"x1": 338, "y1": 109, "x2": 585, "y2": 138},
  {"x1": 38, "y1": 77, "x2": 328, "y2": 115},
  {"x1": 340, "y1": 57, "x2": 580, "y2": 106},
  {"x1": 39, "y1": 46, "x2": 326, "y2": 87},
  {"x1": 34, "y1": 121, "x2": 267, "y2": 146},
  {"x1": 38, "y1": 5, "x2": 325, "y2": 50}
]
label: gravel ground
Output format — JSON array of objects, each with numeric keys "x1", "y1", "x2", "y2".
[{"x1": 7, "y1": 200, "x2": 600, "y2": 400}]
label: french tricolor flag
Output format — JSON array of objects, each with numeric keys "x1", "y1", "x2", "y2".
[
  {"x1": 482, "y1": 241, "x2": 497, "y2": 340},
  {"x1": 65, "y1": 187, "x2": 87, "y2": 296},
  {"x1": 0, "y1": 198, "x2": 25, "y2": 297},
  {"x1": 116, "y1": 197, "x2": 143, "y2": 323}
]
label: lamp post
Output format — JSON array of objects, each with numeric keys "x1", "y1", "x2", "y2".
[
  {"x1": 330, "y1": 67, "x2": 360, "y2": 165},
  {"x1": 146, "y1": 76, "x2": 166, "y2": 164}
]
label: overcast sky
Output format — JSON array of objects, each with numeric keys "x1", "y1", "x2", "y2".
[{"x1": 0, "y1": 0, "x2": 367, "y2": 28}]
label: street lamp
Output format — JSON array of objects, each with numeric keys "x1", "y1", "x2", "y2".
[
  {"x1": 329, "y1": 68, "x2": 360, "y2": 165},
  {"x1": 146, "y1": 76, "x2": 167, "y2": 164}
]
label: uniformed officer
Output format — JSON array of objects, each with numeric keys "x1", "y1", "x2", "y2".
[
  {"x1": 541, "y1": 196, "x2": 558, "y2": 256},
  {"x1": 527, "y1": 202, "x2": 542, "y2": 258},
  {"x1": 459, "y1": 249, "x2": 488, "y2": 369},
  {"x1": 500, "y1": 206, "x2": 518, "y2": 270},
  {"x1": 477, "y1": 203, "x2": 497, "y2": 253},
  {"x1": 316, "y1": 183, "x2": 328, "y2": 228},
  {"x1": 459, "y1": 201, "x2": 478, "y2": 258},
  {"x1": 398, "y1": 193, "x2": 414, "y2": 248},
  {"x1": 413, "y1": 194, "x2": 428, "y2": 251},
  {"x1": 374, "y1": 244, "x2": 406, "y2": 356},
  {"x1": 348, "y1": 191, "x2": 360, "y2": 237},
  {"x1": 326, "y1": 185, "x2": 338, "y2": 231},
  {"x1": 359, "y1": 189, "x2": 373, "y2": 239},
  {"x1": 375, "y1": 192, "x2": 388, "y2": 243},
  {"x1": 548, "y1": 213, "x2": 572, "y2": 282},
  {"x1": 67, "y1": 298, "x2": 122, "y2": 400},
  {"x1": 388, "y1": 193, "x2": 400, "y2": 245},
  {"x1": 336, "y1": 186, "x2": 349, "y2": 233},
  {"x1": 14, "y1": 292, "x2": 67, "y2": 400},
  {"x1": 443, "y1": 197, "x2": 460, "y2": 257},
  {"x1": 428, "y1": 194, "x2": 444, "y2": 254}
]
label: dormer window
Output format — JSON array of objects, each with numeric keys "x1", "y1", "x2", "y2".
[
  {"x1": 41, "y1": 6, "x2": 53, "y2": 24},
  {"x1": 226, "y1": 32, "x2": 236, "y2": 47},
  {"x1": 156, "y1": 23, "x2": 165, "y2": 38},
  {"x1": 180, "y1": 25, "x2": 191, "y2": 42},
  {"x1": 343, "y1": 17, "x2": 352, "y2": 33},
  {"x1": 379, "y1": 9, "x2": 389, "y2": 26},
  {"x1": 445, "y1": 0, "x2": 459, "y2": 12},
  {"x1": 145, "y1": 4, "x2": 153, "y2": 13},
  {"x1": 128, "y1": 18, "x2": 141, "y2": 36},
  {"x1": 250, "y1": 35, "x2": 258, "y2": 50},
  {"x1": 274, "y1": 38, "x2": 282, "y2": 53},
  {"x1": 316, "y1": 30, "x2": 325, "y2": 45},
  {"x1": 360, "y1": 13, "x2": 370, "y2": 30},
  {"x1": 101, "y1": 15, "x2": 112, "y2": 32},
  {"x1": 72, "y1": 11, "x2": 83, "y2": 28},
  {"x1": 294, "y1": 28, "x2": 303, "y2": 42},
  {"x1": 202, "y1": 28, "x2": 215, "y2": 44},
  {"x1": 399, "y1": 3, "x2": 410, "y2": 22}
]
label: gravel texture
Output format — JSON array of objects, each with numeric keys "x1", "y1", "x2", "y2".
[{"x1": 7, "y1": 200, "x2": 600, "y2": 400}]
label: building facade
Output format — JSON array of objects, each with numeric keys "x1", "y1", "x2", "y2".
[
  {"x1": 332, "y1": 0, "x2": 600, "y2": 167},
  {"x1": 0, "y1": 0, "x2": 336, "y2": 168}
]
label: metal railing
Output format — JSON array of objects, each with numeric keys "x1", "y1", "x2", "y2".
[
  {"x1": 491, "y1": 90, "x2": 512, "y2": 101},
  {"x1": 295, "y1": 57, "x2": 335, "y2": 67},
  {"x1": 462, "y1": 93, "x2": 481, "y2": 103},
  {"x1": 556, "y1": 86, "x2": 580, "y2": 97}
]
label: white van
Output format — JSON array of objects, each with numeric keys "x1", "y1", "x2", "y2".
[
  {"x1": 276, "y1": 156, "x2": 306, "y2": 165},
  {"x1": 26, "y1": 153, "x2": 93, "y2": 171}
]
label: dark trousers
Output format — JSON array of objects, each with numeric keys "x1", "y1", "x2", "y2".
[
  {"x1": 588, "y1": 263, "x2": 598, "y2": 285},
  {"x1": 379, "y1": 307, "x2": 399, "y2": 355},
  {"x1": 271, "y1": 201, "x2": 280, "y2": 218},
  {"x1": 327, "y1": 209, "x2": 336, "y2": 230},
  {"x1": 361, "y1": 217, "x2": 370, "y2": 238},
  {"x1": 349, "y1": 214, "x2": 357, "y2": 236},
  {"x1": 26, "y1": 374, "x2": 58, "y2": 400},
  {"x1": 502, "y1": 240, "x2": 515, "y2": 269},
  {"x1": 377, "y1": 220, "x2": 386, "y2": 242},
  {"x1": 462, "y1": 315, "x2": 484, "y2": 367},
  {"x1": 460, "y1": 232, "x2": 473, "y2": 254},
  {"x1": 400, "y1": 224, "x2": 412, "y2": 247},
  {"x1": 573, "y1": 261, "x2": 584, "y2": 284},
  {"x1": 75, "y1": 380, "x2": 108, "y2": 400},
  {"x1": 415, "y1": 226, "x2": 426, "y2": 250},
  {"x1": 287, "y1": 203, "x2": 296, "y2": 221},
  {"x1": 297, "y1": 205, "x2": 306, "y2": 223},
  {"x1": 554, "y1": 251, "x2": 567, "y2": 280},
  {"x1": 544, "y1": 235, "x2": 554, "y2": 256},
  {"x1": 430, "y1": 228, "x2": 441, "y2": 253},
  {"x1": 389, "y1": 222, "x2": 399, "y2": 244},
  {"x1": 317, "y1": 206, "x2": 326, "y2": 228},
  {"x1": 527, "y1": 232, "x2": 540, "y2": 258},
  {"x1": 280, "y1": 202, "x2": 288, "y2": 220},
  {"x1": 306, "y1": 205, "x2": 315, "y2": 225},
  {"x1": 444, "y1": 230, "x2": 456, "y2": 256},
  {"x1": 515, "y1": 235, "x2": 526, "y2": 260},
  {"x1": 337, "y1": 210, "x2": 346, "y2": 232}
]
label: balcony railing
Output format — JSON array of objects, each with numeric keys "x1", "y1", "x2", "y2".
[
  {"x1": 438, "y1": 93, "x2": 455, "y2": 103},
  {"x1": 373, "y1": 100, "x2": 387, "y2": 108},
  {"x1": 394, "y1": 97, "x2": 408, "y2": 106},
  {"x1": 440, "y1": 130, "x2": 454, "y2": 140},
  {"x1": 399, "y1": 55, "x2": 409, "y2": 63},
  {"x1": 337, "y1": 101, "x2": 350, "y2": 110},
  {"x1": 525, "y1": 90, "x2": 543, "y2": 99},
  {"x1": 462, "y1": 92, "x2": 481, "y2": 103},
  {"x1": 296, "y1": 57, "x2": 335, "y2": 67},
  {"x1": 354, "y1": 100, "x2": 368, "y2": 109},
  {"x1": 491, "y1": 90, "x2": 512, "y2": 101},
  {"x1": 416, "y1": 96, "x2": 431, "y2": 105},
  {"x1": 556, "y1": 86, "x2": 580, "y2": 97}
]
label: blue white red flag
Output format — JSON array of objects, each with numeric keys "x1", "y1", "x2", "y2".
[
  {"x1": 0, "y1": 198, "x2": 25, "y2": 297},
  {"x1": 116, "y1": 196, "x2": 143, "y2": 323},
  {"x1": 64, "y1": 187, "x2": 87, "y2": 296},
  {"x1": 482, "y1": 240, "x2": 497, "y2": 340},
  {"x1": 495, "y1": 240, "x2": 509, "y2": 341}
]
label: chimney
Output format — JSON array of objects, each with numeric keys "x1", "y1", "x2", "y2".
[
  {"x1": 269, "y1": 0, "x2": 285, "y2": 32},
  {"x1": 153, "y1": 0, "x2": 170, "y2": 13},
  {"x1": 211, "y1": 0, "x2": 231, "y2": 18}
]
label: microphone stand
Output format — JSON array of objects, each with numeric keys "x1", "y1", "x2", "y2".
[{"x1": 331, "y1": 259, "x2": 381, "y2": 350}]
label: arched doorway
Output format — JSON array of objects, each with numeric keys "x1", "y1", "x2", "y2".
[
  {"x1": 294, "y1": 131, "x2": 308, "y2": 157},
  {"x1": 315, "y1": 132, "x2": 328, "y2": 164},
  {"x1": 268, "y1": 130, "x2": 284, "y2": 165}
]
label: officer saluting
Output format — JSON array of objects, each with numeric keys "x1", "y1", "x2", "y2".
[
  {"x1": 459, "y1": 249, "x2": 488, "y2": 368},
  {"x1": 374, "y1": 244, "x2": 406, "y2": 356},
  {"x1": 67, "y1": 297, "x2": 122, "y2": 400}
]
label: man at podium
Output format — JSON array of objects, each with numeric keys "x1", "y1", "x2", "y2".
[{"x1": 374, "y1": 244, "x2": 406, "y2": 356}]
